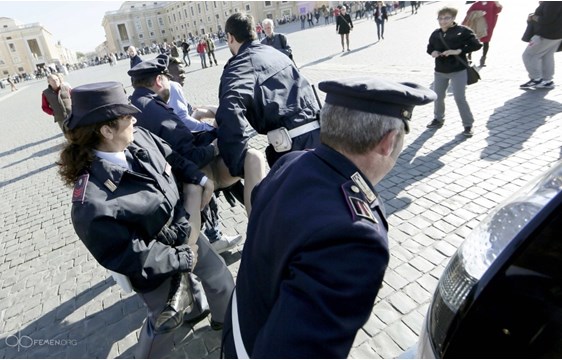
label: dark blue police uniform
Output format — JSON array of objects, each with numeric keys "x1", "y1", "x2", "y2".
[
  {"x1": 221, "y1": 77, "x2": 437, "y2": 358},
  {"x1": 222, "y1": 145, "x2": 390, "y2": 358},
  {"x1": 215, "y1": 41, "x2": 320, "y2": 176},
  {"x1": 71, "y1": 127, "x2": 196, "y2": 292},
  {"x1": 128, "y1": 59, "x2": 215, "y2": 182}
]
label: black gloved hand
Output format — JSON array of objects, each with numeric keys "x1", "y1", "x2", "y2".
[{"x1": 155, "y1": 222, "x2": 191, "y2": 246}]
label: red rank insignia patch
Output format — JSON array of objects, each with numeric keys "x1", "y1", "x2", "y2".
[
  {"x1": 72, "y1": 173, "x2": 89, "y2": 203},
  {"x1": 349, "y1": 196, "x2": 378, "y2": 224}
]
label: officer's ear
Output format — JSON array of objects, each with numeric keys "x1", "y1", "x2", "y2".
[
  {"x1": 99, "y1": 124, "x2": 114, "y2": 140},
  {"x1": 377, "y1": 130, "x2": 402, "y2": 157}
]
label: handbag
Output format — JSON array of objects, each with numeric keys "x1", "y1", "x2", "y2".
[
  {"x1": 466, "y1": 65, "x2": 481, "y2": 85},
  {"x1": 437, "y1": 32, "x2": 480, "y2": 85}
]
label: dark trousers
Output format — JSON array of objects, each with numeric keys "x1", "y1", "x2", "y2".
[
  {"x1": 135, "y1": 233, "x2": 234, "y2": 358},
  {"x1": 375, "y1": 18, "x2": 385, "y2": 39},
  {"x1": 182, "y1": 51, "x2": 191, "y2": 66}
]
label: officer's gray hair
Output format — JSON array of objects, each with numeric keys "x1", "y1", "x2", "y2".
[{"x1": 320, "y1": 103, "x2": 404, "y2": 154}]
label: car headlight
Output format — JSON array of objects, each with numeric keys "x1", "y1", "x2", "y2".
[{"x1": 420, "y1": 161, "x2": 562, "y2": 358}]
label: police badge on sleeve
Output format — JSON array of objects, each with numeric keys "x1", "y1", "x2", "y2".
[{"x1": 72, "y1": 173, "x2": 89, "y2": 203}]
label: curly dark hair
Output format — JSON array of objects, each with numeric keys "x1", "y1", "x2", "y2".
[{"x1": 57, "y1": 119, "x2": 118, "y2": 187}]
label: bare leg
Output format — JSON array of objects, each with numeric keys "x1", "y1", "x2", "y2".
[
  {"x1": 242, "y1": 149, "x2": 267, "y2": 216},
  {"x1": 201, "y1": 153, "x2": 265, "y2": 216},
  {"x1": 183, "y1": 183, "x2": 202, "y2": 244},
  {"x1": 340, "y1": 34, "x2": 345, "y2": 51}
]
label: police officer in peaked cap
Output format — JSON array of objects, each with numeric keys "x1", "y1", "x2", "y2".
[
  {"x1": 221, "y1": 77, "x2": 436, "y2": 358},
  {"x1": 58, "y1": 81, "x2": 219, "y2": 358}
]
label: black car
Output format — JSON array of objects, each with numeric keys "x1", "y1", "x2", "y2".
[{"x1": 413, "y1": 160, "x2": 562, "y2": 358}]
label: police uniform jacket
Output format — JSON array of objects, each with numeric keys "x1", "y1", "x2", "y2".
[
  {"x1": 427, "y1": 23, "x2": 482, "y2": 73},
  {"x1": 71, "y1": 127, "x2": 197, "y2": 293},
  {"x1": 215, "y1": 41, "x2": 320, "y2": 177},
  {"x1": 223, "y1": 144, "x2": 390, "y2": 358},
  {"x1": 130, "y1": 87, "x2": 215, "y2": 184}
]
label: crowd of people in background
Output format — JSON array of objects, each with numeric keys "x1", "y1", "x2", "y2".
[{"x1": 0, "y1": 1, "x2": 559, "y2": 359}]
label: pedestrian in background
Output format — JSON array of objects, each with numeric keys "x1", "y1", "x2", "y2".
[
  {"x1": 374, "y1": 1, "x2": 388, "y2": 41},
  {"x1": 426, "y1": 7, "x2": 482, "y2": 137},
  {"x1": 463, "y1": 1, "x2": 503, "y2": 67},
  {"x1": 336, "y1": 6, "x2": 354, "y2": 51},
  {"x1": 307, "y1": 12, "x2": 315, "y2": 27},
  {"x1": 197, "y1": 39, "x2": 208, "y2": 68},
  {"x1": 221, "y1": 77, "x2": 436, "y2": 358},
  {"x1": 519, "y1": 2, "x2": 562, "y2": 90},
  {"x1": 181, "y1": 39, "x2": 191, "y2": 66},
  {"x1": 205, "y1": 34, "x2": 218, "y2": 67},
  {"x1": 256, "y1": 23, "x2": 263, "y2": 40},
  {"x1": 41, "y1": 73, "x2": 71, "y2": 133},
  {"x1": 127, "y1": 46, "x2": 142, "y2": 68},
  {"x1": 261, "y1": 18, "x2": 293, "y2": 61},
  {"x1": 7, "y1": 76, "x2": 17, "y2": 92}
]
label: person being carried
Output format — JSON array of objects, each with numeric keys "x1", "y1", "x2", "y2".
[
  {"x1": 221, "y1": 77, "x2": 436, "y2": 358},
  {"x1": 128, "y1": 57, "x2": 265, "y2": 217},
  {"x1": 159, "y1": 54, "x2": 243, "y2": 254}
]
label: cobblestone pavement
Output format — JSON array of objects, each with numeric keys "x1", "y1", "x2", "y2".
[{"x1": 1, "y1": 2, "x2": 561, "y2": 358}]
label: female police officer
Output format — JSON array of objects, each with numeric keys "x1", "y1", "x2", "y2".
[{"x1": 58, "y1": 81, "x2": 202, "y2": 358}]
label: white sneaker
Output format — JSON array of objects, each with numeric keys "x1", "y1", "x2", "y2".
[{"x1": 210, "y1": 234, "x2": 243, "y2": 254}]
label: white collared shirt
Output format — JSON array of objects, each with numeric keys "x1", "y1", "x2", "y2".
[{"x1": 94, "y1": 150, "x2": 130, "y2": 170}]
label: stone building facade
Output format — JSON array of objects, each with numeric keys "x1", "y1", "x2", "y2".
[
  {"x1": 0, "y1": 17, "x2": 76, "y2": 78},
  {"x1": 101, "y1": 1, "x2": 323, "y2": 54}
]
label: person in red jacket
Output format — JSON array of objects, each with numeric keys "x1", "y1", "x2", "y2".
[
  {"x1": 196, "y1": 39, "x2": 208, "y2": 68},
  {"x1": 463, "y1": 1, "x2": 502, "y2": 67},
  {"x1": 41, "y1": 73, "x2": 72, "y2": 133}
]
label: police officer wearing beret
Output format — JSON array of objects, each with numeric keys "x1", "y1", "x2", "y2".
[
  {"x1": 129, "y1": 57, "x2": 266, "y2": 215},
  {"x1": 58, "y1": 81, "x2": 208, "y2": 358},
  {"x1": 221, "y1": 77, "x2": 436, "y2": 358}
]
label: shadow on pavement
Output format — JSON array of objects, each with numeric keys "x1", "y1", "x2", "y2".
[
  {"x1": 0, "y1": 163, "x2": 57, "y2": 189},
  {"x1": 298, "y1": 51, "x2": 342, "y2": 69},
  {"x1": 481, "y1": 89, "x2": 562, "y2": 161},
  {"x1": 3, "y1": 143, "x2": 63, "y2": 169},
  {"x1": 0, "y1": 278, "x2": 146, "y2": 359},
  {"x1": 0, "y1": 133, "x2": 62, "y2": 159},
  {"x1": 379, "y1": 129, "x2": 468, "y2": 216}
]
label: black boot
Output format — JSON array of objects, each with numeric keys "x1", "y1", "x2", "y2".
[{"x1": 154, "y1": 272, "x2": 194, "y2": 334}]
